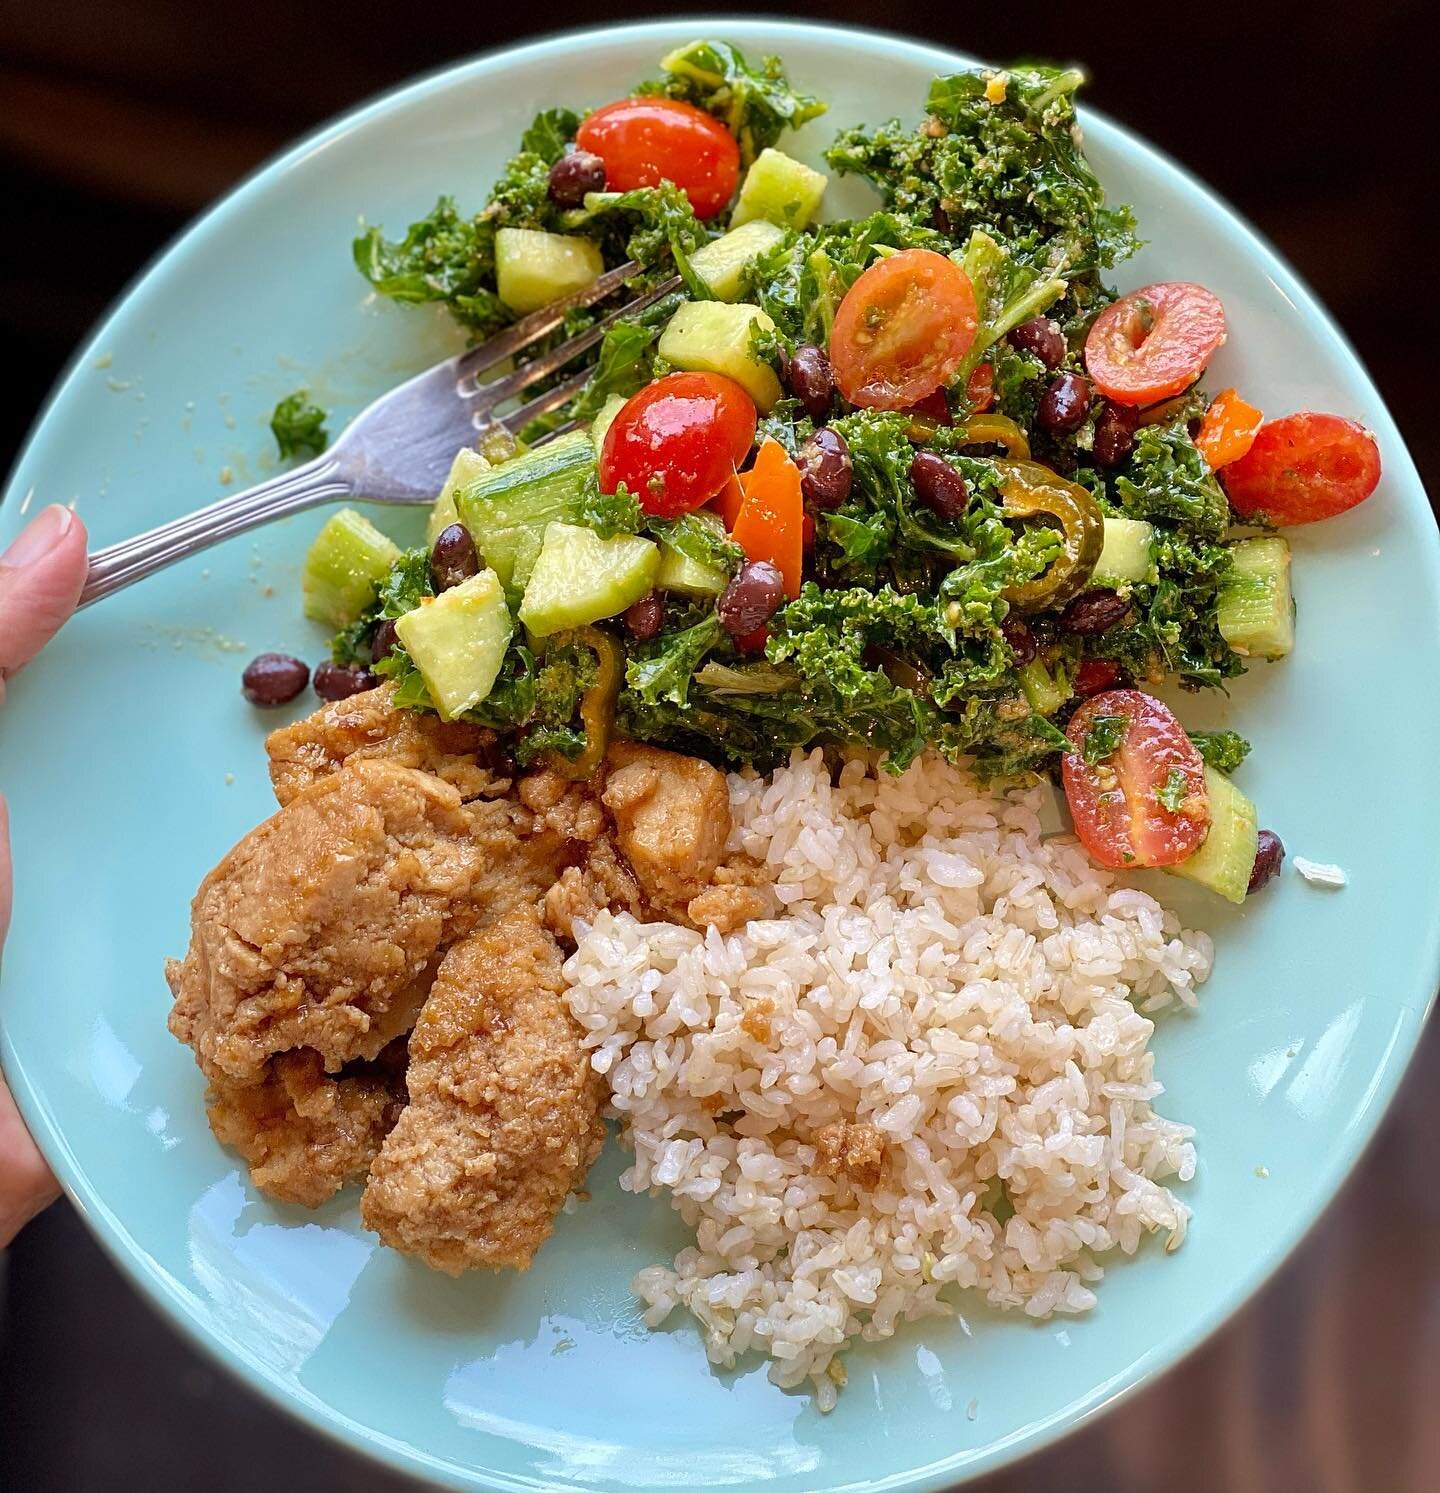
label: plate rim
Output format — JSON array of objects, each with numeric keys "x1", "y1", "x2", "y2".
[{"x1": 2, "y1": 16, "x2": 1437, "y2": 1492}]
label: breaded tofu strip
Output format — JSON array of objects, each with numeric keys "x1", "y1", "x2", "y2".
[
  {"x1": 205, "y1": 1041, "x2": 409, "y2": 1208},
  {"x1": 167, "y1": 759, "x2": 513, "y2": 1084},
  {"x1": 266, "y1": 682, "x2": 501, "y2": 807},
  {"x1": 361, "y1": 903, "x2": 606, "y2": 1274}
]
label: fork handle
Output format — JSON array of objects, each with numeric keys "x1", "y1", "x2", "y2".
[{"x1": 78, "y1": 455, "x2": 354, "y2": 609}]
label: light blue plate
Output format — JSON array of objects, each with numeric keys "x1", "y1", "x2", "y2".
[{"x1": 2, "y1": 19, "x2": 1436, "y2": 1491}]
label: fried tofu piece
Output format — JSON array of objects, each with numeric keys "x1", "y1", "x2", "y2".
[
  {"x1": 266, "y1": 682, "x2": 501, "y2": 807},
  {"x1": 167, "y1": 759, "x2": 512, "y2": 1084},
  {"x1": 361, "y1": 904, "x2": 606, "y2": 1274},
  {"x1": 601, "y1": 743, "x2": 732, "y2": 917},
  {"x1": 205, "y1": 1042, "x2": 408, "y2": 1208}
]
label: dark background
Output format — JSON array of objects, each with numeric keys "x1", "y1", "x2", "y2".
[{"x1": 1, "y1": 3, "x2": 1435, "y2": 1490}]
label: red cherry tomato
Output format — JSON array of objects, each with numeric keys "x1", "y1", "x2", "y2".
[
  {"x1": 599, "y1": 372, "x2": 757, "y2": 518},
  {"x1": 1084, "y1": 282, "x2": 1226, "y2": 406},
  {"x1": 829, "y1": 249, "x2": 979, "y2": 410},
  {"x1": 1221, "y1": 412, "x2": 1381, "y2": 525},
  {"x1": 1062, "y1": 690, "x2": 1209, "y2": 869},
  {"x1": 576, "y1": 98, "x2": 740, "y2": 220}
]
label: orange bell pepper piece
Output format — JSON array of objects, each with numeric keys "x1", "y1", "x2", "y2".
[
  {"x1": 730, "y1": 439, "x2": 804, "y2": 598},
  {"x1": 1195, "y1": 388, "x2": 1263, "y2": 471}
]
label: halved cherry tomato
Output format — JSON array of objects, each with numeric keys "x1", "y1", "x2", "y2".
[
  {"x1": 599, "y1": 372, "x2": 756, "y2": 518},
  {"x1": 829, "y1": 249, "x2": 978, "y2": 410},
  {"x1": 1221, "y1": 412, "x2": 1381, "y2": 525},
  {"x1": 1062, "y1": 689, "x2": 1209, "y2": 869},
  {"x1": 1195, "y1": 387, "x2": 1263, "y2": 470},
  {"x1": 730, "y1": 439, "x2": 804, "y2": 598},
  {"x1": 1084, "y1": 282, "x2": 1226, "y2": 406},
  {"x1": 576, "y1": 98, "x2": 740, "y2": 220},
  {"x1": 966, "y1": 362, "x2": 995, "y2": 413}
]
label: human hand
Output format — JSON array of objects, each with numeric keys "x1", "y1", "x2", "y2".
[{"x1": 1, "y1": 505, "x2": 89, "y2": 1246}]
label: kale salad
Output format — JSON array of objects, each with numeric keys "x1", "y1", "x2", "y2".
[{"x1": 265, "y1": 39, "x2": 1382, "y2": 900}]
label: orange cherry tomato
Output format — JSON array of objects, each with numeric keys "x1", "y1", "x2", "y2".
[
  {"x1": 1195, "y1": 388, "x2": 1263, "y2": 470},
  {"x1": 1221, "y1": 412, "x2": 1382, "y2": 525},
  {"x1": 1084, "y1": 282, "x2": 1227, "y2": 406},
  {"x1": 576, "y1": 97, "x2": 740, "y2": 220},
  {"x1": 1062, "y1": 690, "x2": 1209, "y2": 869},
  {"x1": 829, "y1": 249, "x2": 979, "y2": 410},
  {"x1": 599, "y1": 372, "x2": 756, "y2": 518}
]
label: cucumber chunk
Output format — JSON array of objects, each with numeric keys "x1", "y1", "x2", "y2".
[
  {"x1": 302, "y1": 509, "x2": 401, "y2": 627},
  {"x1": 428, "y1": 448, "x2": 492, "y2": 547},
  {"x1": 1168, "y1": 765, "x2": 1259, "y2": 904},
  {"x1": 690, "y1": 219, "x2": 786, "y2": 301},
  {"x1": 589, "y1": 393, "x2": 629, "y2": 453},
  {"x1": 1017, "y1": 656, "x2": 1070, "y2": 716},
  {"x1": 518, "y1": 522, "x2": 660, "y2": 637},
  {"x1": 657, "y1": 301, "x2": 782, "y2": 412},
  {"x1": 394, "y1": 569, "x2": 512, "y2": 720},
  {"x1": 731, "y1": 148, "x2": 828, "y2": 231},
  {"x1": 657, "y1": 542, "x2": 728, "y2": 596},
  {"x1": 1217, "y1": 536, "x2": 1294, "y2": 660},
  {"x1": 495, "y1": 227, "x2": 604, "y2": 315},
  {"x1": 1093, "y1": 517, "x2": 1155, "y2": 587},
  {"x1": 455, "y1": 430, "x2": 595, "y2": 594}
]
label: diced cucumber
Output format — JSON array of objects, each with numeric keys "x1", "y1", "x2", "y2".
[
  {"x1": 1094, "y1": 517, "x2": 1155, "y2": 587},
  {"x1": 455, "y1": 431, "x2": 595, "y2": 593},
  {"x1": 690, "y1": 219, "x2": 787, "y2": 301},
  {"x1": 394, "y1": 569, "x2": 512, "y2": 721},
  {"x1": 1017, "y1": 656, "x2": 1070, "y2": 716},
  {"x1": 428, "y1": 448, "x2": 492, "y2": 547},
  {"x1": 302, "y1": 509, "x2": 402, "y2": 627},
  {"x1": 657, "y1": 543, "x2": 728, "y2": 596},
  {"x1": 1217, "y1": 537, "x2": 1294, "y2": 660},
  {"x1": 657, "y1": 301, "x2": 782, "y2": 412},
  {"x1": 589, "y1": 393, "x2": 628, "y2": 453},
  {"x1": 518, "y1": 522, "x2": 660, "y2": 637},
  {"x1": 495, "y1": 227, "x2": 604, "y2": 315},
  {"x1": 731, "y1": 148, "x2": 828, "y2": 231},
  {"x1": 1168, "y1": 765, "x2": 1259, "y2": 904}
]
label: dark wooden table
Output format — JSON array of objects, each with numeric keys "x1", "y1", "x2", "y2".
[{"x1": 2, "y1": 5, "x2": 1436, "y2": 1489}]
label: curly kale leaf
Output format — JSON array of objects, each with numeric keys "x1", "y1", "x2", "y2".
[
  {"x1": 1189, "y1": 729, "x2": 1251, "y2": 774},
  {"x1": 1113, "y1": 422, "x2": 1230, "y2": 541},
  {"x1": 521, "y1": 107, "x2": 581, "y2": 164},
  {"x1": 648, "y1": 512, "x2": 743, "y2": 575},
  {"x1": 625, "y1": 613, "x2": 726, "y2": 707},
  {"x1": 650, "y1": 40, "x2": 826, "y2": 164},
  {"x1": 576, "y1": 473, "x2": 644, "y2": 539},
  {"x1": 1080, "y1": 712, "x2": 1126, "y2": 765},
  {"x1": 270, "y1": 390, "x2": 329, "y2": 460},
  {"x1": 826, "y1": 66, "x2": 1137, "y2": 290},
  {"x1": 956, "y1": 228, "x2": 1067, "y2": 383}
]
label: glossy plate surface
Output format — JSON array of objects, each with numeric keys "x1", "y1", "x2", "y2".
[{"x1": 1, "y1": 20, "x2": 1436, "y2": 1492}]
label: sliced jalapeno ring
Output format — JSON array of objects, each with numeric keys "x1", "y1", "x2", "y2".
[
  {"x1": 544, "y1": 625, "x2": 623, "y2": 780},
  {"x1": 996, "y1": 458, "x2": 1104, "y2": 612},
  {"x1": 955, "y1": 414, "x2": 1032, "y2": 459}
]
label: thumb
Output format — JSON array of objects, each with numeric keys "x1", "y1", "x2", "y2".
[{"x1": 0, "y1": 506, "x2": 90, "y2": 697}]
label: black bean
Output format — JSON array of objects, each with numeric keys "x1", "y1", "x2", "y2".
[
  {"x1": 547, "y1": 149, "x2": 606, "y2": 208},
  {"x1": 313, "y1": 662, "x2": 377, "y2": 702},
  {"x1": 370, "y1": 618, "x2": 400, "y2": 664},
  {"x1": 1061, "y1": 589, "x2": 1132, "y2": 636},
  {"x1": 798, "y1": 428, "x2": 853, "y2": 510},
  {"x1": 1000, "y1": 618, "x2": 1037, "y2": 666},
  {"x1": 241, "y1": 652, "x2": 309, "y2": 707},
  {"x1": 909, "y1": 450, "x2": 969, "y2": 522},
  {"x1": 1092, "y1": 401, "x2": 1139, "y2": 468},
  {"x1": 430, "y1": 523, "x2": 479, "y2": 592},
  {"x1": 786, "y1": 344, "x2": 835, "y2": 420},
  {"x1": 1009, "y1": 316, "x2": 1066, "y2": 370},
  {"x1": 717, "y1": 561, "x2": 785, "y2": 638},
  {"x1": 1247, "y1": 830, "x2": 1286, "y2": 895},
  {"x1": 625, "y1": 592, "x2": 664, "y2": 642},
  {"x1": 1037, "y1": 372, "x2": 1092, "y2": 435}
]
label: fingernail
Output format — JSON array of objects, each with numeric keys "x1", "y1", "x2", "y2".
[{"x1": 1, "y1": 506, "x2": 74, "y2": 568}]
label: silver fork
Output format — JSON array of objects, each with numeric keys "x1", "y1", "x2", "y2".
[{"x1": 78, "y1": 263, "x2": 681, "y2": 607}]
